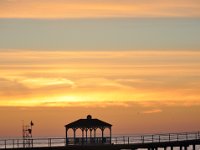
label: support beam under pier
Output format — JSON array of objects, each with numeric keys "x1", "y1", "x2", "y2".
[
  {"x1": 193, "y1": 145, "x2": 196, "y2": 150},
  {"x1": 184, "y1": 146, "x2": 188, "y2": 150}
]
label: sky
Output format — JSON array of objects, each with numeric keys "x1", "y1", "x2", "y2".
[
  {"x1": 0, "y1": 0, "x2": 200, "y2": 18},
  {"x1": 0, "y1": 0, "x2": 200, "y2": 138}
]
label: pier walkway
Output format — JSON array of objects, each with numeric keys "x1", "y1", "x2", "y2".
[{"x1": 0, "y1": 131, "x2": 200, "y2": 150}]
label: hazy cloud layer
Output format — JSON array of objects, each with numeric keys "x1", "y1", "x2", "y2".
[{"x1": 0, "y1": 19, "x2": 200, "y2": 50}]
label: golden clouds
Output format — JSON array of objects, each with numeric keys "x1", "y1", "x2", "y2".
[
  {"x1": 0, "y1": 50, "x2": 200, "y2": 107},
  {"x1": 0, "y1": 0, "x2": 200, "y2": 18},
  {"x1": 142, "y1": 109, "x2": 162, "y2": 114}
]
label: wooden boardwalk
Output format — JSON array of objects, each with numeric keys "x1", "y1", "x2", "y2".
[{"x1": 1, "y1": 131, "x2": 200, "y2": 150}]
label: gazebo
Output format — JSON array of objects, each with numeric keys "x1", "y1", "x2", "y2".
[{"x1": 65, "y1": 115, "x2": 112, "y2": 145}]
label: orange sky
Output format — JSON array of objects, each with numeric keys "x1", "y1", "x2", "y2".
[
  {"x1": 1, "y1": 50, "x2": 200, "y2": 107},
  {"x1": 0, "y1": 0, "x2": 200, "y2": 137},
  {"x1": 0, "y1": 0, "x2": 200, "y2": 18},
  {"x1": 0, "y1": 50, "x2": 200, "y2": 137}
]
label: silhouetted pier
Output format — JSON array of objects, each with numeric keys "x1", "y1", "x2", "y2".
[
  {"x1": 1, "y1": 131, "x2": 200, "y2": 150},
  {"x1": 1, "y1": 116, "x2": 200, "y2": 150}
]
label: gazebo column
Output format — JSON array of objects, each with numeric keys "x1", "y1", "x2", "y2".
[
  {"x1": 73, "y1": 128, "x2": 76, "y2": 145},
  {"x1": 85, "y1": 129, "x2": 88, "y2": 144},
  {"x1": 109, "y1": 127, "x2": 112, "y2": 144},
  {"x1": 94, "y1": 128, "x2": 96, "y2": 143},
  {"x1": 90, "y1": 128, "x2": 92, "y2": 144},
  {"x1": 101, "y1": 128, "x2": 105, "y2": 144},
  {"x1": 81, "y1": 128, "x2": 84, "y2": 145},
  {"x1": 65, "y1": 128, "x2": 68, "y2": 145}
]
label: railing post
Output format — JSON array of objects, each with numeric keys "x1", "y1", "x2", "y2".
[
  {"x1": 17, "y1": 139, "x2": 19, "y2": 148},
  {"x1": 159, "y1": 135, "x2": 160, "y2": 143},
  {"x1": 48, "y1": 138, "x2": 51, "y2": 147},
  {"x1": 5, "y1": 140, "x2": 6, "y2": 149},
  {"x1": 32, "y1": 139, "x2": 34, "y2": 148},
  {"x1": 115, "y1": 137, "x2": 117, "y2": 144},
  {"x1": 123, "y1": 136, "x2": 125, "y2": 144},
  {"x1": 169, "y1": 134, "x2": 171, "y2": 142},
  {"x1": 128, "y1": 137, "x2": 129, "y2": 144},
  {"x1": 186, "y1": 133, "x2": 188, "y2": 140},
  {"x1": 142, "y1": 136, "x2": 144, "y2": 143},
  {"x1": 152, "y1": 135, "x2": 154, "y2": 143},
  {"x1": 13, "y1": 139, "x2": 15, "y2": 148}
]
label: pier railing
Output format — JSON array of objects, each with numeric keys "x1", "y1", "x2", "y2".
[
  {"x1": 114, "y1": 131, "x2": 200, "y2": 145},
  {"x1": 0, "y1": 131, "x2": 199, "y2": 149},
  {"x1": 0, "y1": 137, "x2": 66, "y2": 149}
]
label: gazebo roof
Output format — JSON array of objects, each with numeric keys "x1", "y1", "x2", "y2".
[{"x1": 65, "y1": 115, "x2": 112, "y2": 129}]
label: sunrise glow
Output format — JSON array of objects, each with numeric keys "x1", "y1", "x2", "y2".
[
  {"x1": 0, "y1": 0, "x2": 200, "y2": 138},
  {"x1": 0, "y1": 50, "x2": 200, "y2": 107}
]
